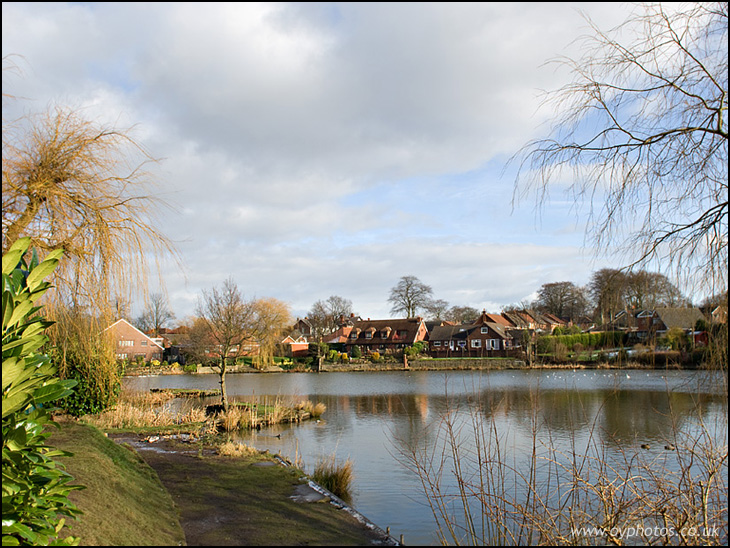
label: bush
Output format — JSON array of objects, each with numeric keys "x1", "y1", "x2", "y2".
[{"x1": 2, "y1": 238, "x2": 81, "y2": 545}]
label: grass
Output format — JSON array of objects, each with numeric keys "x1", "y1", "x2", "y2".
[
  {"x1": 49, "y1": 419, "x2": 185, "y2": 546},
  {"x1": 82, "y1": 391, "x2": 206, "y2": 430},
  {"x1": 311, "y1": 455, "x2": 355, "y2": 503},
  {"x1": 47, "y1": 410, "x2": 388, "y2": 546}
]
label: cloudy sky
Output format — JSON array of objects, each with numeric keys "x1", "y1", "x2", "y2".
[{"x1": 3, "y1": 2, "x2": 637, "y2": 321}]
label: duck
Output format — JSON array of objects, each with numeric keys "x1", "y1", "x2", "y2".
[
  {"x1": 640, "y1": 443, "x2": 650, "y2": 450},
  {"x1": 664, "y1": 444, "x2": 675, "y2": 451}
]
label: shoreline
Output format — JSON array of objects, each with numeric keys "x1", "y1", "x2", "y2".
[{"x1": 124, "y1": 358, "x2": 714, "y2": 377}]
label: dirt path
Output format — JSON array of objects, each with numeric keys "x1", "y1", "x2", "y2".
[{"x1": 111, "y1": 434, "x2": 399, "y2": 546}]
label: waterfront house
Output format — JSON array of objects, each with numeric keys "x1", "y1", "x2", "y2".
[
  {"x1": 637, "y1": 307, "x2": 706, "y2": 339},
  {"x1": 281, "y1": 334, "x2": 309, "y2": 357},
  {"x1": 429, "y1": 311, "x2": 514, "y2": 357},
  {"x1": 344, "y1": 317, "x2": 428, "y2": 355},
  {"x1": 105, "y1": 318, "x2": 164, "y2": 362}
]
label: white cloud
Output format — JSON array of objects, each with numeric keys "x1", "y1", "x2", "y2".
[{"x1": 3, "y1": 2, "x2": 636, "y2": 321}]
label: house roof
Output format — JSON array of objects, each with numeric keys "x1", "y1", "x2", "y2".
[
  {"x1": 502, "y1": 311, "x2": 530, "y2": 328},
  {"x1": 324, "y1": 325, "x2": 352, "y2": 344},
  {"x1": 653, "y1": 308, "x2": 705, "y2": 330},
  {"x1": 484, "y1": 313, "x2": 513, "y2": 327},
  {"x1": 105, "y1": 318, "x2": 165, "y2": 350},
  {"x1": 430, "y1": 321, "x2": 512, "y2": 341},
  {"x1": 347, "y1": 318, "x2": 425, "y2": 344}
]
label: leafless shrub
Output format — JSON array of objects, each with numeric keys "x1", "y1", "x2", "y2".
[{"x1": 397, "y1": 386, "x2": 727, "y2": 545}]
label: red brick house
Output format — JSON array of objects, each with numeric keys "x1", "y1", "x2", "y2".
[
  {"x1": 105, "y1": 318, "x2": 164, "y2": 362},
  {"x1": 429, "y1": 311, "x2": 514, "y2": 357},
  {"x1": 281, "y1": 334, "x2": 309, "y2": 357},
  {"x1": 344, "y1": 317, "x2": 428, "y2": 355}
]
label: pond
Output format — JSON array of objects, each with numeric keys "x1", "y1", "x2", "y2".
[{"x1": 124, "y1": 369, "x2": 728, "y2": 546}]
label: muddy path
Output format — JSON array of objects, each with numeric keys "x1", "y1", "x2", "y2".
[{"x1": 110, "y1": 434, "x2": 399, "y2": 546}]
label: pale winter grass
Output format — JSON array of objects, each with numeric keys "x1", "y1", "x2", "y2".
[
  {"x1": 83, "y1": 391, "x2": 206, "y2": 429},
  {"x1": 220, "y1": 396, "x2": 327, "y2": 432},
  {"x1": 398, "y1": 386, "x2": 728, "y2": 546},
  {"x1": 218, "y1": 440, "x2": 259, "y2": 457},
  {"x1": 312, "y1": 454, "x2": 355, "y2": 503},
  {"x1": 220, "y1": 405, "x2": 256, "y2": 432},
  {"x1": 297, "y1": 400, "x2": 327, "y2": 418}
]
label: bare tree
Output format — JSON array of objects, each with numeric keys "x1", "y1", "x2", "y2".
[
  {"x1": 424, "y1": 299, "x2": 450, "y2": 322},
  {"x1": 446, "y1": 305, "x2": 480, "y2": 324},
  {"x1": 624, "y1": 270, "x2": 686, "y2": 309},
  {"x1": 308, "y1": 295, "x2": 354, "y2": 339},
  {"x1": 135, "y1": 292, "x2": 175, "y2": 337},
  {"x1": 388, "y1": 275, "x2": 433, "y2": 318},
  {"x1": 589, "y1": 268, "x2": 629, "y2": 325},
  {"x1": 196, "y1": 278, "x2": 254, "y2": 410},
  {"x1": 514, "y1": 3, "x2": 728, "y2": 293},
  {"x1": 534, "y1": 281, "x2": 589, "y2": 320}
]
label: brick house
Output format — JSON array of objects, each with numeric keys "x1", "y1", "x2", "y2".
[
  {"x1": 637, "y1": 307, "x2": 706, "y2": 341},
  {"x1": 105, "y1": 318, "x2": 164, "y2": 362},
  {"x1": 344, "y1": 317, "x2": 428, "y2": 355},
  {"x1": 281, "y1": 334, "x2": 309, "y2": 357},
  {"x1": 429, "y1": 311, "x2": 514, "y2": 357}
]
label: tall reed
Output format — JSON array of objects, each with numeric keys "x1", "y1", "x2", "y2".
[
  {"x1": 312, "y1": 454, "x2": 355, "y2": 503},
  {"x1": 398, "y1": 383, "x2": 728, "y2": 546},
  {"x1": 83, "y1": 391, "x2": 206, "y2": 429}
]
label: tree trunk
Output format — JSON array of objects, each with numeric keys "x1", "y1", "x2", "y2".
[{"x1": 219, "y1": 358, "x2": 228, "y2": 411}]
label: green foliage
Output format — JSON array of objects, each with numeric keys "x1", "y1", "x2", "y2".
[
  {"x1": 537, "y1": 331, "x2": 627, "y2": 354},
  {"x1": 659, "y1": 327, "x2": 688, "y2": 351},
  {"x1": 404, "y1": 341, "x2": 426, "y2": 358},
  {"x1": 53, "y1": 345, "x2": 121, "y2": 418},
  {"x1": 2, "y1": 237, "x2": 81, "y2": 546},
  {"x1": 350, "y1": 345, "x2": 362, "y2": 359}
]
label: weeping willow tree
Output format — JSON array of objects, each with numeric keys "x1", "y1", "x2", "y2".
[
  {"x1": 3, "y1": 90, "x2": 178, "y2": 414},
  {"x1": 251, "y1": 297, "x2": 292, "y2": 369}
]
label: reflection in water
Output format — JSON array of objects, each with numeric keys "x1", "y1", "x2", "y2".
[{"x1": 123, "y1": 370, "x2": 727, "y2": 546}]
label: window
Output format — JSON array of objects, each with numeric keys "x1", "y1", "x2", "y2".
[
  {"x1": 481, "y1": 327, "x2": 489, "y2": 334},
  {"x1": 141, "y1": 340, "x2": 148, "y2": 346},
  {"x1": 433, "y1": 341, "x2": 441, "y2": 346},
  {"x1": 471, "y1": 339, "x2": 482, "y2": 348},
  {"x1": 118, "y1": 340, "x2": 134, "y2": 347},
  {"x1": 365, "y1": 332, "x2": 372, "y2": 339}
]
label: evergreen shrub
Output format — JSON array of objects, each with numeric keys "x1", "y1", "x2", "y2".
[{"x1": 2, "y1": 238, "x2": 81, "y2": 545}]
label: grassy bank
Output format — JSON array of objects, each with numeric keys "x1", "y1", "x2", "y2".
[
  {"x1": 48, "y1": 419, "x2": 393, "y2": 546},
  {"x1": 49, "y1": 419, "x2": 185, "y2": 545}
]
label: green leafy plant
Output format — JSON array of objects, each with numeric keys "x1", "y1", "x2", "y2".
[{"x1": 2, "y1": 237, "x2": 81, "y2": 546}]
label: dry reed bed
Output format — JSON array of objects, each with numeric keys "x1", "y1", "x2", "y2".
[{"x1": 84, "y1": 391, "x2": 326, "y2": 433}]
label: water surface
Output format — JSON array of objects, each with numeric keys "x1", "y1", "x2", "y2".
[{"x1": 124, "y1": 369, "x2": 727, "y2": 546}]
